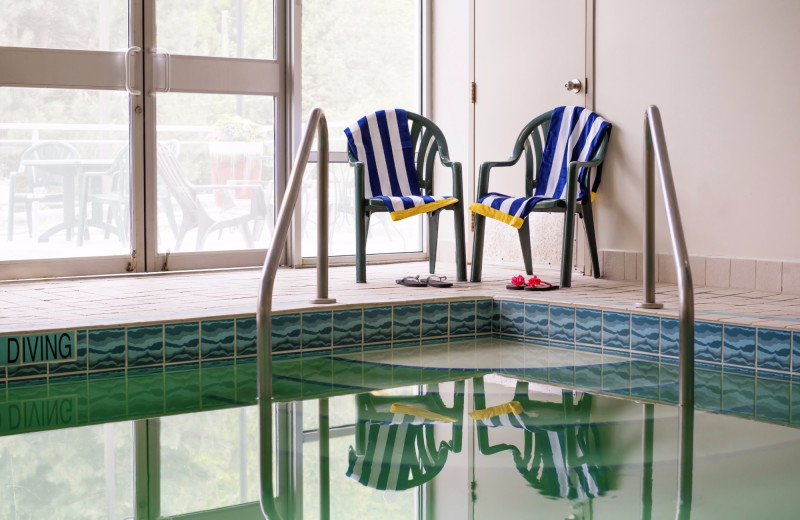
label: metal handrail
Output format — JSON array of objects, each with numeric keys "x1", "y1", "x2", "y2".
[
  {"x1": 257, "y1": 108, "x2": 335, "y2": 519},
  {"x1": 637, "y1": 105, "x2": 694, "y2": 408},
  {"x1": 636, "y1": 105, "x2": 695, "y2": 520}
]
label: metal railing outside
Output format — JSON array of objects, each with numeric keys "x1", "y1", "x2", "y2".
[
  {"x1": 636, "y1": 105, "x2": 694, "y2": 519},
  {"x1": 256, "y1": 107, "x2": 335, "y2": 519}
]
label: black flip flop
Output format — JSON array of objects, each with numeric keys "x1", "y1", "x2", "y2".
[
  {"x1": 423, "y1": 275, "x2": 453, "y2": 288},
  {"x1": 524, "y1": 282, "x2": 559, "y2": 291},
  {"x1": 506, "y1": 284, "x2": 525, "y2": 290},
  {"x1": 396, "y1": 275, "x2": 427, "y2": 287}
]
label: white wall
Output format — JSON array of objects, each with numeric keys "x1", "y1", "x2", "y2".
[
  {"x1": 595, "y1": 0, "x2": 800, "y2": 262},
  {"x1": 431, "y1": 0, "x2": 800, "y2": 273}
]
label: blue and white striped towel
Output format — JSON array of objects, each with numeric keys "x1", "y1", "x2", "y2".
[
  {"x1": 469, "y1": 106, "x2": 611, "y2": 229},
  {"x1": 345, "y1": 109, "x2": 458, "y2": 221}
]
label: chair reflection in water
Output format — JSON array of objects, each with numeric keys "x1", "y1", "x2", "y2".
[
  {"x1": 156, "y1": 143, "x2": 267, "y2": 251},
  {"x1": 347, "y1": 381, "x2": 465, "y2": 491},
  {"x1": 472, "y1": 377, "x2": 612, "y2": 519},
  {"x1": 7, "y1": 141, "x2": 81, "y2": 241}
]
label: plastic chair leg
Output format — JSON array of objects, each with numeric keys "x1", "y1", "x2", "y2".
[
  {"x1": 581, "y1": 203, "x2": 601, "y2": 278},
  {"x1": 428, "y1": 210, "x2": 440, "y2": 275},
  {"x1": 518, "y1": 219, "x2": 533, "y2": 275},
  {"x1": 470, "y1": 213, "x2": 487, "y2": 282},
  {"x1": 453, "y1": 204, "x2": 467, "y2": 282}
]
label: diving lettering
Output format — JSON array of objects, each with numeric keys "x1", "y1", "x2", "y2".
[{"x1": 0, "y1": 331, "x2": 76, "y2": 366}]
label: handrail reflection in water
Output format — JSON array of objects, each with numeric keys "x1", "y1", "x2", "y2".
[{"x1": 257, "y1": 108, "x2": 335, "y2": 519}]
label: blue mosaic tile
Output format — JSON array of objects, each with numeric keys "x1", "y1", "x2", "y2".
[
  {"x1": 603, "y1": 311, "x2": 630, "y2": 350},
  {"x1": 722, "y1": 373, "x2": 755, "y2": 417},
  {"x1": 792, "y1": 384, "x2": 800, "y2": 426},
  {"x1": 165, "y1": 322, "x2": 200, "y2": 364},
  {"x1": 756, "y1": 378, "x2": 790, "y2": 423},
  {"x1": 302, "y1": 311, "x2": 332, "y2": 350},
  {"x1": 757, "y1": 328, "x2": 791, "y2": 372},
  {"x1": 88, "y1": 328, "x2": 126, "y2": 371},
  {"x1": 127, "y1": 371, "x2": 165, "y2": 416},
  {"x1": 723, "y1": 325, "x2": 756, "y2": 369},
  {"x1": 333, "y1": 309, "x2": 363, "y2": 346},
  {"x1": 364, "y1": 306, "x2": 392, "y2": 344},
  {"x1": 164, "y1": 368, "x2": 201, "y2": 413},
  {"x1": 631, "y1": 314, "x2": 659, "y2": 355},
  {"x1": 695, "y1": 321, "x2": 722, "y2": 363},
  {"x1": 126, "y1": 325, "x2": 163, "y2": 369},
  {"x1": 794, "y1": 331, "x2": 800, "y2": 374},
  {"x1": 549, "y1": 306, "x2": 575, "y2": 342},
  {"x1": 492, "y1": 300, "x2": 501, "y2": 334},
  {"x1": 575, "y1": 308, "x2": 602, "y2": 346},
  {"x1": 576, "y1": 344, "x2": 602, "y2": 354},
  {"x1": 421, "y1": 303, "x2": 448, "y2": 338},
  {"x1": 660, "y1": 318, "x2": 679, "y2": 358},
  {"x1": 89, "y1": 378, "x2": 128, "y2": 421},
  {"x1": 235, "y1": 317, "x2": 257, "y2": 357},
  {"x1": 549, "y1": 365, "x2": 575, "y2": 387},
  {"x1": 603, "y1": 361, "x2": 631, "y2": 395},
  {"x1": 450, "y1": 301, "x2": 475, "y2": 336},
  {"x1": 524, "y1": 303, "x2": 549, "y2": 339},
  {"x1": 50, "y1": 329, "x2": 88, "y2": 375},
  {"x1": 659, "y1": 364, "x2": 679, "y2": 404},
  {"x1": 201, "y1": 319, "x2": 236, "y2": 360},
  {"x1": 201, "y1": 365, "x2": 238, "y2": 407},
  {"x1": 476, "y1": 300, "x2": 493, "y2": 333},
  {"x1": 272, "y1": 313, "x2": 301, "y2": 353},
  {"x1": 549, "y1": 340, "x2": 574, "y2": 350},
  {"x1": 7, "y1": 360, "x2": 48, "y2": 380},
  {"x1": 695, "y1": 369, "x2": 722, "y2": 411},
  {"x1": 574, "y1": 364, "x2": 602, "y2": 391},
  {"x1": 630, "y1": 360, "x2": 660, "y2": 401},
  {"x1": 500, "y1": 300, "x2": 524, "y2": 336}
]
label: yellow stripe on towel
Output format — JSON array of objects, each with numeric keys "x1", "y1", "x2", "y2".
[
  {"x1": 389, "y1": 403, "x2": 457, "y2": 423},
  {"x1": 469, "y1": 400, "x2": 523, "y2": 420},
  {"x1": 468, "y1": 203, "x2": 525, "y2": 229},
  {"x1": 389, "y1": 198, "x2": 459, "y2": 221}
]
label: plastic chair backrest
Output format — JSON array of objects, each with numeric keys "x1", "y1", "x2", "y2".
[{"x1": 22, "y1": 141, "x2": 81, "y2": 188}]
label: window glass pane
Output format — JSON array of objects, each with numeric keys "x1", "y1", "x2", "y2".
[
  {"x1": 300, "y1": 0, "x2": 420, "y2": 258},
  {"x1": 0, "y1": 1, "x2": 127, "y2": 50},
  {"x1": 156, "y1": 93, "x2": 275, "y2": 253},
  {"x1": 0, "y1": 87, "x2": 130, "y2": 261},
  {"x1": 160, "y1": 407, "x2": 260, "y2": 516},
  {"x1": 301, "y1": 163, "x2": 422, "y2": 257},
  {"x1": 157, "y1": 0, "x2": 274, "y2": 60},
  {"x1": 0, "y1": 422, "x2": 134, "y2": 518},
  {"x1": 301, "y1": 0, "x2": 419, "y2": 150}
]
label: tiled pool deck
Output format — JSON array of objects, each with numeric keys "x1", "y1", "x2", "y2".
[
  {"x1": 1, "y1": 261, "x2": 798, "y2": 333},
  {"x1": 0, "y1": 261, "x2": 799, "y2": 384}
]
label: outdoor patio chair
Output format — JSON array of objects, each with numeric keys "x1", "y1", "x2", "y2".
[
  {"x1": 345, "y1": 109, "x2": 467, "y2": 283},
  {"x1": 157, "y1": 143, "x2": 267, "y2": 251},
  {"x1": 7, "y1": 140, "x2": 80, "y2": 241},
  {"x1": 77, "y1": 146, "x2": 130, "y2": 245},
  {"x1": 470, "y1": 106, "x2": 611, "y2": 287}
]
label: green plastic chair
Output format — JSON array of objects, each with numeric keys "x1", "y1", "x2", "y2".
[
  {"x1": 346, "y1": 111, "x2": 467, "y2": 283},
  {"x1": 470, "y1": 109, "x2": 610, "y2": 287}
]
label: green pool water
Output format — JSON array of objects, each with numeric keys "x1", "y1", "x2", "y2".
[{"x1": 1, "y1": 340, "x2": 798, "y2": 519}]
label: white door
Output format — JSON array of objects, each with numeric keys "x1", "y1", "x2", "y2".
[{"x1": 473, "y1": 0, "x2": 589, "y2": 273}]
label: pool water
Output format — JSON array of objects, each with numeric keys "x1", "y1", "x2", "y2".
[{"x1": 1, "y1": 339, "x2": 799, "y2": 519}]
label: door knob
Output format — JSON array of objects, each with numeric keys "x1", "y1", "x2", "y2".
[{"x1": 564, "y1": 78, "x2": 582, "y2": 93}]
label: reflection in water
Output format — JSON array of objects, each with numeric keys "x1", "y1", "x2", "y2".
[
  {"x1": 472, "y1": 377, "x2": 613, "y2": 519},
  {"x1": 346, "y1": 381, "x2": 464, "y2": 491}
]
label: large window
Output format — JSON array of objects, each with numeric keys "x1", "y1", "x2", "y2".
[
  {"x1": 0, "y1": 0, "x2": 423, "y2": 280},
  {"x1": 299, "y1": 0, "x2": 422, "y2": 260}
]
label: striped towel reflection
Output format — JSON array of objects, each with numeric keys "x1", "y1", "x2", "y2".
[
  {"x1": 345, "y1": 109, "x2": 458, "y2": 221},
  {"x1": 470, "y1": 106, "x2": 611, "y2": 229}
]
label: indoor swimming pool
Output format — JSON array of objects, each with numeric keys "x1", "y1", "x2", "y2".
[{"x1": 1, "y1": 338, "x2": 798, "y2": 519}]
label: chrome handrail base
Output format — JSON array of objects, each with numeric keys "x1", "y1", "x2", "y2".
[
  {"x1": 635, "y1": 302, "x2": 664, "y2": 309},
  {"x1": 310, "y1": 298, "x2": 337, "y2": 304}
]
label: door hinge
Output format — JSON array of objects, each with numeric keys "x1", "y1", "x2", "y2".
[{"x1": 471, "y1": 81, "x2": 476, "y2": 103}]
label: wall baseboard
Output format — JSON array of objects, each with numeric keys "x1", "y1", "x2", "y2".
[{"x1": 599, "y1": 250, "x2": 800, "y2": 295}]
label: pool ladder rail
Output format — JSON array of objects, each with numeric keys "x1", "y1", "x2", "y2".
[
  {"x1": 637, "y1": 105, "x2": 694, "y2": 519},
  {"x1": 257, "y1": 107, "x2": 335, "y2": 519}
]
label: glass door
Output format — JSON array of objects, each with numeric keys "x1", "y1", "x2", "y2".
[
  {"x1": 143, "y1": 0, "x2": 282, "y2": 272},
  {"x1": 0, "y1": 1, "x2": 138, "y2": 279}
]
